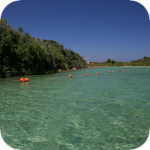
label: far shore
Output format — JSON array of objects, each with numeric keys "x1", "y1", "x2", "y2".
[
  {"x1": 88, "y1": 66, "x2": 150, "y2": 68},
  {"x1": 1, "y1": 66, "x2": 149, "y2": 78},
  {"x1": 57, "y1": 65, "x2": 150, "y2": 73}
]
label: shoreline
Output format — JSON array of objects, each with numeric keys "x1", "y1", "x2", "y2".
[
  {"x1": 0, "y1": 66, "x2": 149, "y2": 78},
  {"x1": 88, "y1": 65, "x2": 150, "y2": 68}
]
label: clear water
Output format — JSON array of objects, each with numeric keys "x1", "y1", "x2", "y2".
[{"x1": 0, "y1": 67, "x2": 150, "y2": 150}]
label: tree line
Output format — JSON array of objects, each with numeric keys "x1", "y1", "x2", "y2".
[
  {"x1": 0, "y1": 19, "x2": 87, "y2": 78},
  {"x1": 87, "y1": 57, "x2": 150, "y2": 67}
]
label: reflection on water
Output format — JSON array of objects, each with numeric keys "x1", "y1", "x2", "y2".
[
  {"x1": 0, "y1": 67, "x2": 150, "y2": 150},
  {"x1": 20, "y1": 82, "x2": 29, "y2": 92}
]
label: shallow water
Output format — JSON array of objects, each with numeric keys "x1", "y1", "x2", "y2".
[{"x1": 0, "y1": 67, "x2": 150, "y2": 150}]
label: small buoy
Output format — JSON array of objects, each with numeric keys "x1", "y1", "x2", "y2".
[
  {"x1": 96, "y1": 72, "x2": 99, "y2": 75},
  {"x1": 20, "y1": 78, "x2": 24, "y2": 82},
  {"x1": 112, "y1": 71, "x2": 114, "y2": 73},
  {"x1": 126, "y1": 70, "x2": 128, "y2": 71},
  {"x1": 69, "y1": 75, "x2": 72, "y2": 78},
  {"x1": 20, "y1": 78, "x2": 25, "y2": 82},
  {"x1": 25, "y1": 78, "x2": 29, "y2": 82},
  {"x1": 119, "y1": 70, "x2": 121, "y2": 72},
  {"x1": 81, "y1": 75, "x2": 83, "y2": 77},
  {"x1": 108, "y1": 70, "x2": 111, "y2": 73},
  {"x1": 135, "y1": 68, "x2": 136, "y2": 70},
  {"x1": 86, "y1": 73, "x2": 89, "y2": 76}
]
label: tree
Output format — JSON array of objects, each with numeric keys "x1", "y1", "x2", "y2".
[
  {"x1": 143, "y1": 56, "x2": 147, "y2": 60},
  {"x1": 0, "y1": 18, "x2": 87, "y2": 78},
  {"x1": 111, "y1": 60, "x2": 115, "y2": 64},
  {"x1": 43, "y1": 39, "x2": 48, "y2": 42},
  {"x1": 107, "y1": 58, "x2": 112, "y2": 63},
  {"x1": 18, "y1": 27, "x2": 24, "y2": 33}
]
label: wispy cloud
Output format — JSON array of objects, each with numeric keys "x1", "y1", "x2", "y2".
[{"x1": 84, "y1": 58, "x2": 88, "y2": 60}]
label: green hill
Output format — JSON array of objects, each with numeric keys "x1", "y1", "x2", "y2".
[{"x1": 0, "y1": 19, "x2": 87, "y2": 77}]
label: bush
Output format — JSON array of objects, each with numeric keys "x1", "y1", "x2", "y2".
[{"x1": 0, "y1": 18, "x2": 86, "y2": 77}]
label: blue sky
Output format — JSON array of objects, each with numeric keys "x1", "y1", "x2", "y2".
[{"x1": 1, "y1": 0, "x2": 150, "y2": 62}]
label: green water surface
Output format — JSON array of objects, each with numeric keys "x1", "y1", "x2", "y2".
[{"x1": 0, "y1": 67, "x2": 150, "y2": 150}]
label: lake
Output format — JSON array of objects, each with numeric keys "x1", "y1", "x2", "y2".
[{"x1": 0, "y1": 67, "x2": 150, "y2": 150}]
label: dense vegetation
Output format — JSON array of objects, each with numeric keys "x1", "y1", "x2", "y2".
[
  {"x1": 0, "y1": 19, "x2": 87, "y2": 78},
  {"x1": 87, "y1": 57, "x2": 150, "y2": 67}
]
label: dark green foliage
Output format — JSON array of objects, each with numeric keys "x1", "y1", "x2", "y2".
[
  {"x1": 107, "y1": 58, "x2": 112, "y2": 63},
  {"x1": 111, "y1": 60, "x2": 115, "y2": 64},
  {"x1": 18, "y1": 27, "x2": 24, "y2": 33},
  {"x1": 0, "y1": 19, "x2": 86, "y2": 77},
  {"x1": 113, "y1": 62, "x2": 125, "y2": 66},
  {"x1": 130, "y1": 56, "x2": 150, "y2": 66},
  {"x1": 143, "y1": 56, "x2": 147, "y2": 60}
]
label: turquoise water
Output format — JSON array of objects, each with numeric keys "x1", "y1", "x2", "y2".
[{"x1": 0, "y1": 67, "x2": 150, "y2": 150}]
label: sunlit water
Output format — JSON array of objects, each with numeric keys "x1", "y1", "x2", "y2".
[{"x1": 0, "y1": 67, "x2": 150, "y2": 150}]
